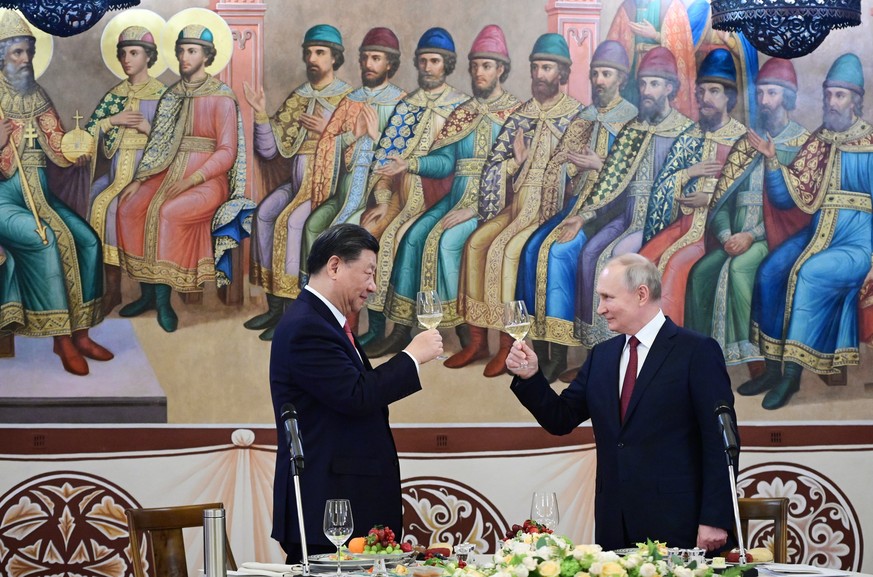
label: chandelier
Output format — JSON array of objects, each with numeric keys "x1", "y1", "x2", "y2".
[
  {"x1": 710, "y1": 0, "x2": 861, "y2": 59},
  {"x1": 0, "y1": 0, "x2": 140, "y2": 37}
]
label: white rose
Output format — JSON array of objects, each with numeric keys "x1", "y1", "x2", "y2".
[
  {"x1": 494, "y1": 570, "x2": 512, "y2": 577},
  {"x1": 639, "y1": 563, "x2": 657, "y2": 577},
  {"x1": 494, "y1": 553, "x2": 506, "y2": 564},
  {"x1": 523, "y1": 557, "x2": 538, "y2": 571},
  {"x1": 514, "y1": 542, "x2": 532, "y2": 555},
  {"x1": 536, "y1": 546, "x2": 553, "y2": 559},
  {"x1": 673, "y1": 566, "x2": 693, "y2": 577},
  {"x1": 590, "y1": 562, "x2": 604, "y2": 575},
  {"x1": 513, "y1": 565, "x2": 530, "y2": 577},
  {"x1": 600, "y1": 552, "x2": 620, "y2": 563},
  {"x1": 694, "y1": 566, "x2": 710, "y2": 577}
]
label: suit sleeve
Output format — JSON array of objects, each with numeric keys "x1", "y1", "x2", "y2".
[
  {"x1": 690, "y1": 336, "x2": 738, "y2": 531},
  {"x1": 511, "y1": 350, "x2": 595, "y2": 435},
  {"x1": 278, "y1": 317, "x2": 421, "y2": 416}
]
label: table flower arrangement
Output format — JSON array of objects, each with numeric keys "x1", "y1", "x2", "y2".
[{"x1": 433, "y1": 534, "x2": 743, "y2": 577}]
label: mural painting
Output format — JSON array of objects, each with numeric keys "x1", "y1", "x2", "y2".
[{"x1": 0, "y1": 0, "x2": 871, "y2": 426}]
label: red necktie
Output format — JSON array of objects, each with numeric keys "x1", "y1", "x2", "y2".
[
  {"x1": 620, "y1": 336, "x2": 640, "y2": 423},
  {"x1": 343, "y1": 321, "x2": 356, "y2": 347}
]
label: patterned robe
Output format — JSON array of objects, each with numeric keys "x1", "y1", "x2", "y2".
[
  {"x1": 574, "y1": 108, "x2": 693, "y2": 347},
  {"x1": 458, "y1": 93, "x2": 582, "y2": 330},
  {"x1": 117, "y1": 75, "x2": 252, "y2": 291},
  {"x1": 751, "y1": 118, "x2": 873, "y2": 373},
  {"x1": 365, "y1": 84, "x2": 469, "y2": 313},
  {"x1": 606, "y1": 0, "x2": 697, "y2": 119},
  {"x1": 517, "y1": 97, "x2": 637, "y2": 344},
  {"x1": 298, "y1": 83, "x2": 405, "y2": 286},
  {"x1": 381, "y1": 91, "x2": 520, "y2": 327},
  {"x1": 685, "y1": 121, "x2": 808, "y2": 364},
  {"x1": 639, "y1": 117, "x2": 746, "y2": 325},
  {"x1": 0, "y1": 80, "x2": 103, "y2": 337},
  {"x1": 87, "y1": 77, "x2": 166, "y2": 266},
  {"x1": 249, "y1": 78, "x2": 351, "y2": 298}
]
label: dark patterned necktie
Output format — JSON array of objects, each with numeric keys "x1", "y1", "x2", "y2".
[{"x1": 620, "y1": 336, "x2": 640, "y2": 423}]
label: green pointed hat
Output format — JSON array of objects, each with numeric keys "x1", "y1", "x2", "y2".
[
  {"x1": 824, "y1": 53, "x2": 864, "y2": 96},
  {"x1": 529, "y1": 33, "x2": 571, "y2": 66}
]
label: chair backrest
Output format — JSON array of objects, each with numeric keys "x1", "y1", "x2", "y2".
[
  {"x1": 126, "y1": 503, "x2": 238, "y2": 577},
  {"x1": 738, "y1": 497, "x2": 789, "y2": 563}
]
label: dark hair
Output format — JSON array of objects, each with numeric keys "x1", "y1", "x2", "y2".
[
  {"x1": 302, "y1": 45, "x2": 345, "y2": 71},
  {"x1": 470, "y1": 59, "x2": 510, "y2": 84},
  {"x1": 414, "y1": 53, "x2": 456, "y2": 76},
  {"x1": 695, "y1": 82, "x2": 738, "y2": 112},
  {"x1": 117, "y1": 44, "x2": 159, "y2": 69},
  {"x1": 307, "y1": 224, "x2": 379, "y2": 276},
  {"x1": 386, "y1": 52, "x2": 401, "y2": 78},
  {"x1": 558, "y1": 62, "x2": 571, "y2": 85},
  {"x1": 176, "y1": 43, "x2": 216, "y2": 67}
]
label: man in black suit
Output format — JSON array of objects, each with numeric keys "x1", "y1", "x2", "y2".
[
  {"x1": 507, "y1": 253, "x2": 736, "y2": 551},
  {"x1": 270, "y1": 223, "x2": 443, "y2": 563}
]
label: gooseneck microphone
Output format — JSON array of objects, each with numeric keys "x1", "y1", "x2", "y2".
[
  {"x1": 280, "y1": 403, "x2": 305, "y2": 475},
  {"x1": 715, "y1": 401, "x2": 740, "y2": 466}
]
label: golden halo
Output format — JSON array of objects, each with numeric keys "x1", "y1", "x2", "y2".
[
  {"x1": 0, "y1": 9, "x2": 53, "y2": 79},
  {"x1": 100, "y1": 9, "x2": 168, "y2": 80},
  {"x1": 163, "y1": 8, "x2": 233, "y2": 77}
]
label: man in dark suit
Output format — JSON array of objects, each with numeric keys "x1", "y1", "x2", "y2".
[
  {"x1": 507, "y1": 253, "x2": 736, "y2": 551},
  {"x1": 270, "y1": 223, "x2": 443, "y2": 563}
]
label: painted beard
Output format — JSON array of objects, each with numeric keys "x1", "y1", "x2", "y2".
[
  {"x1": 4, "y1": 62, "x2": 36, "y2": 94},
  {"x1": 306, "y1": 64, "x2": 330, "y2": 84},
  {"x1": 472, "y1": 75, "x2": 498, "y2": 99},
  {"x1": 418, "y1": 69, "x2": 446, "y2": 90},
  {"x1": 823, "y1": 105, "x2": 855, "y2": 132},
  {"x1": 592, "y1": 84, "x2": 617, "y2": 108},
  {"x1": 361, "y1": 69, "x2": 388, "y2": 88},
  {"x1": 532, "y1": 78, "x2": 560, "y2": 102},
  {"x1": 697, "y1": 105, "x2": 724, "y2": 132},
  {"x1": 638, "y1": 94, "x2": 666, "y2": 123},
  {"x1": 757, "y1": 106, "x2": 782, "y2": 133}
]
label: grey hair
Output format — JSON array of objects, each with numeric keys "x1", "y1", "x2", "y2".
[
  {"x1": 0, "y1": 36, "x2": 35, "y2": 67},
  {"x1": 606, "y1": 253, "x2": 662, "y2": 301}
]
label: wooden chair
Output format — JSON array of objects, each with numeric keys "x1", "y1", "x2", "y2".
[
  {"x1": 126, "y1": 502, "x2": 238, "y2": 577},
  {"x1": 738, "y1": 497, "x2": 789, "y2": 562}
]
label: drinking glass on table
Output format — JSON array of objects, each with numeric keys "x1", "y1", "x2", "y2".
[
  {"x1": 530, "y1": 491, "x2": 559, "y2": 530},
  {"x1": 417, "y1": 290, "x2": 446, "y2": 359},
  {"x1": 504, "y1": 300, "x2": 531, "y2": 367},
  {"x1": 323, "y1": 499, "x2": 354, "y2": 575}
]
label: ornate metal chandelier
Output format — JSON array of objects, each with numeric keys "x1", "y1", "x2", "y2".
[
  {"x1": 710, "y1": 0, "x2": 861, "y2": 59},
  {"x1": 0, "y1": 0, "x2": 140, "y2": 37}
]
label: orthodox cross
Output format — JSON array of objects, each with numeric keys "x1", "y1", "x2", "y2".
[{"x1": 23, "y1": 122, "x2": 38, "y2": 148}]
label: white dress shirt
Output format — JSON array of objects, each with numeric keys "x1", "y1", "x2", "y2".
[{"x1": 618, "y1": 309, "x2": 666, "y2": 394}]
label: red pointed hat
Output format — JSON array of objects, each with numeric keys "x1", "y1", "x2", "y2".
[
  {"x1": 468, "y1": 24, "x2": 510, "y2": 64},
  {"x1": 360, "y1": 27, "x2": 400, "y2": 56},
  {"x1": 637, "y1": 46, "x2": 678, "y2": 82},
  {"x1": 756, "y1": 57, "x2": 798, "y2": 92}
]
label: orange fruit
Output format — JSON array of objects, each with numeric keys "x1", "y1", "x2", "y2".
[{"x1": 348, "y1": 537, "x2": 366, "y2": 554}]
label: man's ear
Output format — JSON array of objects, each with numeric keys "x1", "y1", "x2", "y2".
[
  {"x1": 638, "y1": 284, "x2": 650, "y2": 306},
  {"x1": 327, "y1": 255, "x2": 341, "y2": 279}
]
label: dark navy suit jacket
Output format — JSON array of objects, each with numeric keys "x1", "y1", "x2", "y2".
[
  {"x1": 270, "y1": 289, "x2": 421, "y2": 549},
  {"x1": 512, "y1": 317, "x2": 737, "y2": 550}
]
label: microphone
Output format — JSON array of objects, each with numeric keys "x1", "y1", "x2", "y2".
[
  {"x1": 280, "y1": 403, "x2": 305, "y2": 475},
  {"x1": 715, "y1": 401, "x2": 740, "y2": 465}
]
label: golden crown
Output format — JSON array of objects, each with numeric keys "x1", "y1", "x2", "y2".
[{"x1": 0, "y1": 10, "x2": 34, "y2": 43}]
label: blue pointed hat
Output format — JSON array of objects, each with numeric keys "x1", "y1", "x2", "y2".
[
  {"x1": 529, "y1": 33, "x2": 571, "y2": 66},
  {"x1": 303, "y1": 24, "x2": 344, "y2": 52},
  {"x1": 697, "y1": 48, "x2": 736, "y2": 87},
  {"x1": 824, "y1": 53, "x2": 864, "y2": 96},
  {"x1": 416, "y1": 27, "x2": 456, "y2": 58}
]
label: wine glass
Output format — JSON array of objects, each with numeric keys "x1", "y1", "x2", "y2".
[
  {"x1": 530, "y1": 491, "x2": 559, "y2": 530},
  {"x1": 323, "y1": 499, "x2": 354, "y2": 575},
  {"x1": 417, "y1": 290, "x2": 446, "y2": 359},
  {"x1": 504, "y1": 300, "x2": 531, "y2": 367}
]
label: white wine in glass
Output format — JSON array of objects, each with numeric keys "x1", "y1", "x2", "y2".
[
  {"x1": 323, "y1": 499, "x2": 354, "y2": 575},
  {"x1": 417, "y1": 290, "x2": 446, "y2": 359},
  {"x1": 504, "y1": 300, "x2": 531, "y2": 367}
]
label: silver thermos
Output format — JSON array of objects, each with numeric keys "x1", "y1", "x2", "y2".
[{"x1": 203, "y1": 508, "x2": 227, "y2": 577}]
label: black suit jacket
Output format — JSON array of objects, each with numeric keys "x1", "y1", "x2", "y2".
[
  {"x1": 512, "y1": 317, "x2": 737, "y2": 550},
  {"x1": 270, "y1": 289, "x2": 421, "y2": 550}
]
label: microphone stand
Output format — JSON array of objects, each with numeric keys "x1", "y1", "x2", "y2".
[
  {"x1": 725, "y1": 454, "x2": 748, "y2": 566},
  {"x1": 291, "y1": 459, "x2": 310, "y2": 576},
  {"x1": 718, "y1": 409, "x2": 748, "y2": 570}
]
